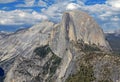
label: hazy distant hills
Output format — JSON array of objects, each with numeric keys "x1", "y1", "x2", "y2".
[
  {"x1": 0, "y1": 31, "x2": 10, "y2": 39},
  {"x1": 106, "y1": 33, "x2": 120, "y2": 53}
]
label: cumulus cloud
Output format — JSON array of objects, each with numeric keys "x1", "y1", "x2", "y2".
[
  {"x1": 41, "y1": 2, "x2": 68, "y2": 22},
  {"x1": 16, "y1": 0, "x2": 35, "y2": 7},
  {"x1": 111, "y1": 16, "x2": 120, "y2": 21},
  {"x1": 24, "y1": 0, "x2": 35, "y2": 7},
  {"x1": 16, "y1": 0, "x2": 47, "y2": 7},
  {"x1": 38, "y1": 0, "x2": 47, "y2": 7},
  {"x1": 0, "y1": 0, "x2": 16, "y2": 3},
  {"x1": 106, "y1": 0, "x2": 120, "y2": 8},
  {"x1": 0, "y1": 10, "x2": 47, "y2": 25},
  {"x1": 66, "y1": 3, "x2": 80, "y2": 10}
]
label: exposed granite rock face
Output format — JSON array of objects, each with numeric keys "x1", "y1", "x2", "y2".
[
  {"x1": 0, "y1": 10, "x2": 118, "y2": 82},
  {"x1": 0, "y1": 21, "x2": 54, "y2": 82},
  {"x1": 50, "y1": 10, "x2": 111, "y2": 58}
]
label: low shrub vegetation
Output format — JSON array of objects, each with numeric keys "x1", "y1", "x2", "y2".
[
  {"x1": 66, "y1": 64, "x2": 95, "y2": 82},
  {"x1": 34, "y1": 45, "x2": 51, "y2": 58}
]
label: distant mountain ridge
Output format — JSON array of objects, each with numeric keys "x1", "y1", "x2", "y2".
[
  {"x1": 0, "y1": 10, "x2": 120, "y2": 82},
  {"x1": 0, "y1": 31, "x2": 9, "y2": 39},
  {"x1": 114, "y1": 29, "x2": 120, "y2": 36},
  {"x1": 106, "y1": 33, "x2": 120, "y2": 53}
]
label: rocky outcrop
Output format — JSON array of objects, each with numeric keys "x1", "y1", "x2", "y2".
[
  {"x1": 0, "y1": 21, "x2": 54, "y2": 82},
  {"x1": 0, "y1": 10, "x2": 118, "y2": 82}
]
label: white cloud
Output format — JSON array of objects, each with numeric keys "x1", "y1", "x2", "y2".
[
  {"x1": 106, "y1": 0, "x2": 120, "y2": 8},
  {"x1": 41, "y1": 2, "x2": 69, "y2": 22},
  {"x1": 0, "y1": 10, "x2": 47, "y2": 25},
  {"x1": 16, "y1": 0, "x2": 47, "y2": 7},
  {"x1": 16, "y1": 0, "x2": 35, "y2": 7},
  {"x1": 111, "y1": 16, "x2": 120, "y2": 21},
  {"x1": 0, "y1": 19, "x2": 15, "y2": 25},
  {"x1": 66, "y1": 3, "x2": 80, "y2": 10},
  {"x1": 38, "y1": 0, "x2": 47, "y2": 7},
  {"x1": 24, "y1": 0, "x2": 35, "y2": 7},
  {"x1": 0, "y1": 0, "x2": 16, "y2": 3}
]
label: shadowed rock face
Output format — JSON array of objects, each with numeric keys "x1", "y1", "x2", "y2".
[{"x1": 0, "y1": 10, "x2": 117, "y2": 82}]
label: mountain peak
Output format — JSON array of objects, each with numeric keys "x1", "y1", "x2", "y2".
[
  {"x1": 51, "y1": 10, "x2": 111, "y2": 53},
  {"x1": 0, "y1": 10, "x2": 113, "y2": 82}
]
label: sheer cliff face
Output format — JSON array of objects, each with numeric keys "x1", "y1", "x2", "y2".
[
  {"x1": 0, "y1": 10, "x2": 117, "y2": 82},
  {"x1": 50, "y1": 10, "x2": 111, "y2": 58},
  {"x1": 67, "y1": 11, "x2": 108, "y2": 46}
]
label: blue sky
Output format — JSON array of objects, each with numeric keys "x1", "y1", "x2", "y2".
[{"x1": 0, "y1": 0, "x2": 120, "y2": 33}]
